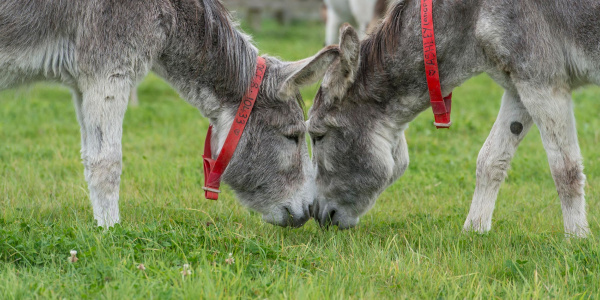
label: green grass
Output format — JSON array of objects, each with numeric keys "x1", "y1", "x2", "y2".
[{"x1": 1, "y1": 20, "x2": 599, "y2": 299}]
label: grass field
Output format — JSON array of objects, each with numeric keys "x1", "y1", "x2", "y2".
[{"x1": 1, "y1": 20, "x2": 600, "y2": 299}]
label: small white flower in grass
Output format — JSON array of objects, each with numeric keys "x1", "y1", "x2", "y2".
[
  {"x1": 68, "y1": 250, "x2": 78, "y2": 263},
  {"x1": 137, "y1": 264, "x2": 146, "y2": 271},
  {"x1": 225, "y1": 253, "x2": 235, "y2": 265},
  {"x1": 181, "y1": 264, "x2": 192, "y2": 276}
]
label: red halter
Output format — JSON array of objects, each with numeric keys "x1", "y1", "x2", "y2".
[
  {"x1": 202, "y1": 56, "x2": 267, "y2": 200},
  {"x1": 421, "y1": 0, "x2": 452, "y2": 129}
]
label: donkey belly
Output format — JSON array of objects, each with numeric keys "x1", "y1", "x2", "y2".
[
  {"x1": 565, "y1": 47, "x2": 600, "y2": 88},
  {"x1": 0, "y1": 37, "x2": 78, "y2": 90},
  {"x1": 477, "y1": 0, "x2": 600, "y2": 89},
  {"x1": 0, "y1": 0, "x2": 82, "y2": 90}
]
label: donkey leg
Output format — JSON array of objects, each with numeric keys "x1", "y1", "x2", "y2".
[
  {"x1": 350, "y1": 12, "x2": 370, "y2": 40},
  {"x1": 350, "y1": 0, "x2": 377, "y2": 38},
  {"x1": 72, "y1": 90, "x2": 88, "y2": 161},
  {"x1": 516, "y1": 85, "x2": 589, "y2": 237},
  {"x1": 129, "y1": 88, "x2": 139, "y2": 107},
  {"x1": 325, "y1": 9, "x2": 344, "y2": 45},
  {"x1": 354, "y1": 21, "x2": 369, "y2": 40},
  {"x1": 80, "y1": 78, "x2": 130, "y2": 227},
  {"x1": 464, "y1": 91, "x2": 533, "y2": 233}
]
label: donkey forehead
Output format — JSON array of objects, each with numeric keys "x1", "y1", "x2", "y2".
[
  {"x1": 307, "y1": 113, "x2": 341, "y2": 133},
  {"x1": 254, "y1": 102, "x2": 306, "y2": 129},
  {"x1": 309, "y1": 95, "x2": 354, "y2": 130}
]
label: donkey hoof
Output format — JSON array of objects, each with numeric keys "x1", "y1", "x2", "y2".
[{"x1": 462, "y1": 219, "x2": 491, "y2": 234}]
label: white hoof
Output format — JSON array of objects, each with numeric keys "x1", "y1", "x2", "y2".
[{"x1": 463, "y1": 218, "x2": 491, "y2": 234}]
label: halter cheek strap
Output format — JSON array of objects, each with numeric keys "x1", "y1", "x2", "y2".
[
  {"x1": 421, "y1": 0, "x2": 452, "y2": 129},
  {"x1": 202, "y1": 56, "x2": 267, "y2": 200}
]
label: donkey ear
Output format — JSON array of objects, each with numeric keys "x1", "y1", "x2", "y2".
[
  {"x1": 277, "y1": 46, "x2": 340, "y2": 99},
  {"x1": 320, "y1": 24, "x2": 361, "y2": 101},
  {"x1": 338, "y1": 23, "x2": 360, "y2": 81}
]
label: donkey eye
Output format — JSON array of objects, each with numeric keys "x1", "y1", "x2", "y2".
[
  {"x1": 311, "y1": 134, "x2": 325, "y2": 144},
  {"x1": 284, "y1": 134, "x2": 300, "y2": 144}
]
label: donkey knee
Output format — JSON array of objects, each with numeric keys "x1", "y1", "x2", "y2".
[
  {"x1": 550, "y1": 159, "x2": 585, "y2": 201},
  {"x1": 476, "y1": 151, "x2": 511, "y2": 183}
]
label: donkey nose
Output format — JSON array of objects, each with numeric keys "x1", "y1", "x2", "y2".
[
  {"x1": 320, "y1": 207, "x2": 337, "y2": 228},
  {"x1": 284, "y1": 206, "x2": 311, "y2": 228},
  {"x1": 263, "y1": 205, "x2": 310, "y2": 228},
  {"x1": 314, "y1": 202, "x2": 359, "y2": 229}
]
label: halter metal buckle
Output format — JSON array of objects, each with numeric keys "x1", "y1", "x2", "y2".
[{"x1": 202, "y1": 186, "x2": 221, "y2": 194}]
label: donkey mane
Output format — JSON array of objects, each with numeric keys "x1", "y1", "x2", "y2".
[
  {"x1": 359, "y1": 1, "x2": 406, "y2": 75},
  {"x1": 195, "y1": 0, "x2": 257, "y2": 100},
  {"x1": 374, "y1": 0, "x2": 390, "y2": 18}
]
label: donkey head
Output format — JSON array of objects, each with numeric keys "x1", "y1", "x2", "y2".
[
  {"x1": 308, "y1": 25, "x2": 409, "y2": 228},
  {"x1": 212, "y1": 46, "x2": 339, "y2": 228}
]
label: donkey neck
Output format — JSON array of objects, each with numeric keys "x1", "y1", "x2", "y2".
[
  {"x1": 154, "y1": 0, "x2": 258, "y2": 120},
  {"x1": 356, "y1": 0, "x2": 486, "y2": 123}
]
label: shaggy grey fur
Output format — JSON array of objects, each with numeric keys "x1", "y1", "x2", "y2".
[
  {"x1": 310, "y1": 0, "x2": 599, "y2": 236},
  {"x1": 0, "y1": 0, "x2": 339, "y2": 227}
]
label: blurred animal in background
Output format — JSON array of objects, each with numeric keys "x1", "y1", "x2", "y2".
[
  {"x1": 323, "y1": 0, "x2": 388, "y2": 45},
  {"x1": 222, "y1": 0, "x2": 323, "y2": 31}
]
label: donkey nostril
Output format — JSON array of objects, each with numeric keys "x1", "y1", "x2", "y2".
[
  {"x1": 311, "y1": 201, "x2": 320, "y2": 219},
  {"x1": 285, "y1": 207, "x2": 294, "y2": 223},
  {"x1": 328, "y1": 209, "x2": 337, "y2": 224},
  {"x1": 283, "y1": 206, "x2": 310, "y2": 228},
  {"x1": 321, "y1": 209, "x2": 337, "y2": 228}
]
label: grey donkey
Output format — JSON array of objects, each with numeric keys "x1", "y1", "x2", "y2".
[
  {"x1": 309, "y1": 0, "x2": 599, "y2": 237},
  {"x1": 0, "y1": 0, "x2": 341, "y2": 228}
]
